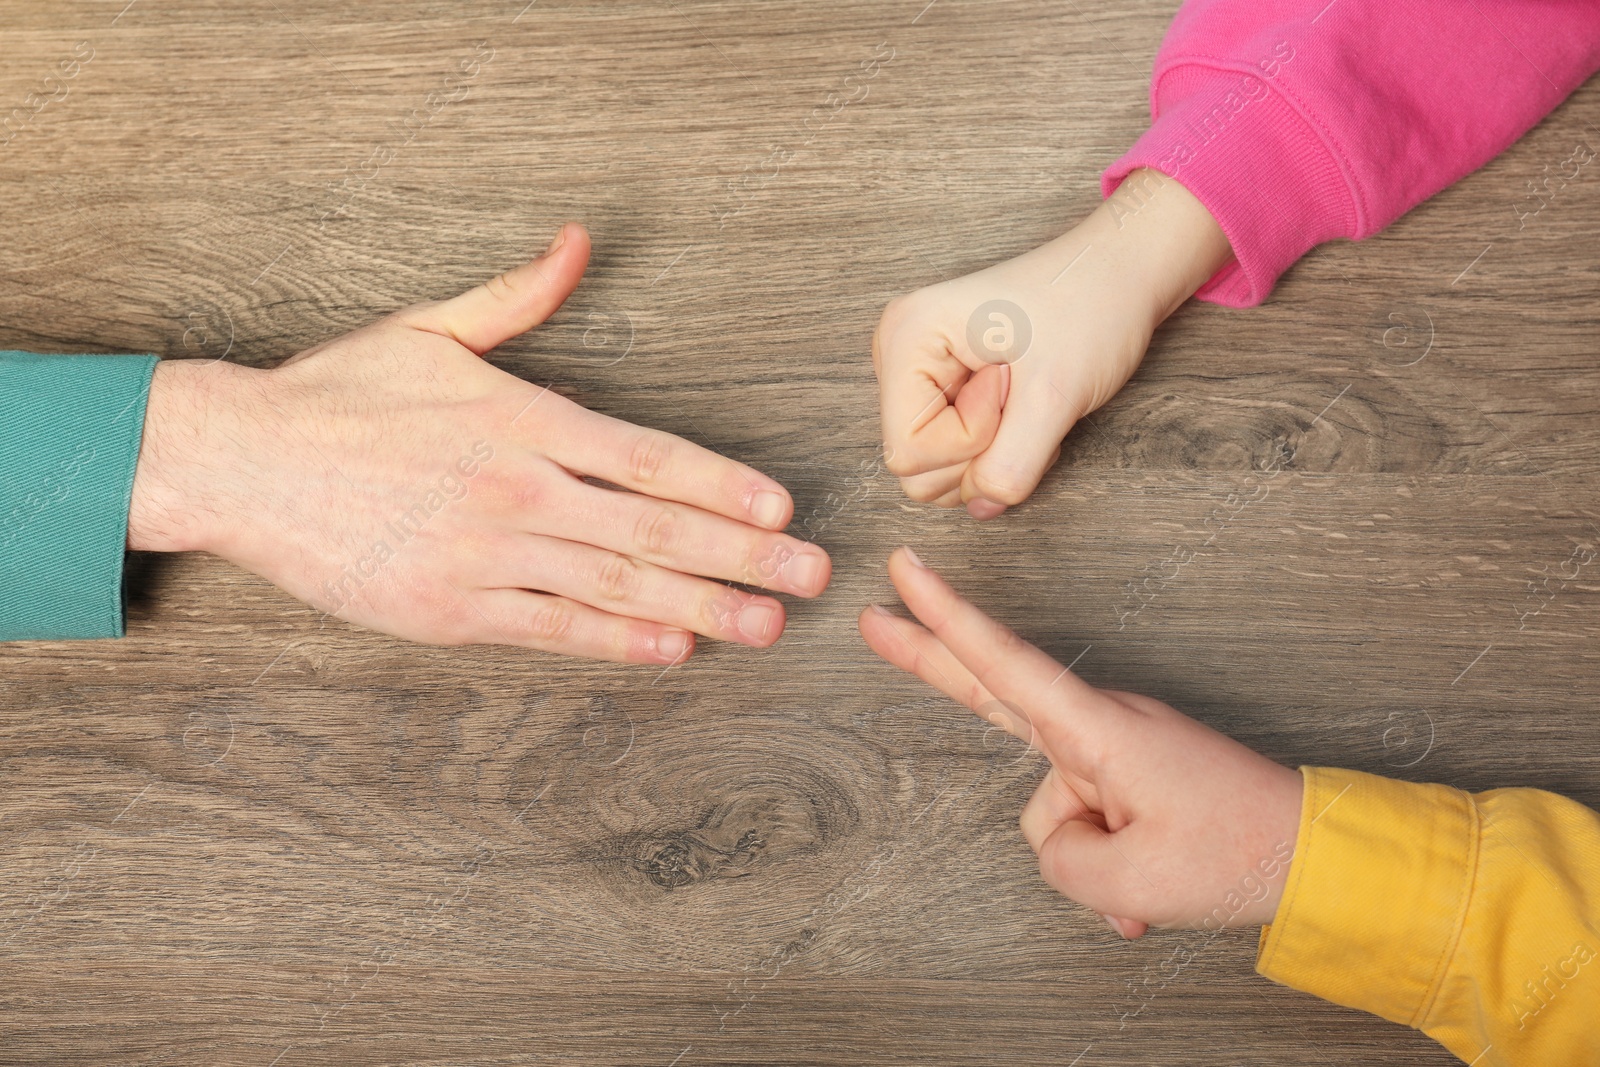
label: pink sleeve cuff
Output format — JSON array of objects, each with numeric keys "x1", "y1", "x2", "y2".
[{"x1": 1103, "y1": 61, "x2": 1362, "y2": 308}]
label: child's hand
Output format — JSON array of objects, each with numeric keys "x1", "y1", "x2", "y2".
[
  {"x1": 129, "y1": 224, "x2": 831, "y2": 663},
  {"x1": 872, "y1": 169, "x2": 1233, "y2": 519},
  {"x1": 858, "y1": 547, "x2": 1302, "y2": 937}
]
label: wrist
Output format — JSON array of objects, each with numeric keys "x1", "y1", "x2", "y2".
[
  {"x1": 1099, "y1": 168, "x2": 1234, "y2": 318},
  {"x1": 1031, "y1": 168, "x2": 1234, "y2": 328},
  {"x1": 128, "y1": 359, "x2": 264, "y2": 554}
]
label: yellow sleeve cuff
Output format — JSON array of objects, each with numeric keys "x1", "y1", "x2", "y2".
[{"x1": 1256, "y1": 766, "x2": 1478, "y2": 1029}]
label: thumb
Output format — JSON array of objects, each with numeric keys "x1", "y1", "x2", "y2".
[
  {"x1": 961, "y1": 376, "x2": 1083, "y2": 511},
  {"x1": 1037, "y1": 818, "x2": 1150, "y2": 926},
  {"x1": 403, "y1": 222, "x2": 591, "y2": 355},
  {"x1": 948, "y1": 361, "x2": 1008, "y2": 449}
]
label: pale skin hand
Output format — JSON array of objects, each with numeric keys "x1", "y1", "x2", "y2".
[
  {"x1": 873, "y1": 168, "x2": 1235, "y2": 519},
  {"x1": 858, "y1": 547, "x2": 1303, "y2": 938},
  {"x1": 128, "y1": 224, "x2": 832, "y2": 664}
]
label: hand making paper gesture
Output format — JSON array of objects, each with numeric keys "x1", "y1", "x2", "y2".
[
  {"x1": 857, "y1": 546, "x2": 1303, "y2": 937},
  {"x1": 126, "y1": 224, "x2": 831, "y2": 662}
]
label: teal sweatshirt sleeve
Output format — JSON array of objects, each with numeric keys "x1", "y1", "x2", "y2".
[{"x1": 0, "y1": 351, "x2": 159, "y2": 641}]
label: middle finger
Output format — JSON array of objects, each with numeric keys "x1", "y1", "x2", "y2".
[
  {"x1": 530, "y1": 474, "x2": 832, "y2": 597},
  {"x1": 493, "y1": 532, "x2": 787, "y2": 646},
  {"x1": 900, "y1": 462, "x2": 966, "y2": 504}
]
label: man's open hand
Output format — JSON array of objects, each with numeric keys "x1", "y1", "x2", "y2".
[{"x1": 128, "y1": 224, "x2": 831, "y2": 663}]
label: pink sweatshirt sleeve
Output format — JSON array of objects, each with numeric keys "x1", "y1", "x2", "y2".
[{"x1": 1104, "y1": 1, "x2": 1600, "y2": 307}]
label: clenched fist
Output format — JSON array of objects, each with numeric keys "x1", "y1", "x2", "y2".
[{"x1": 872, "y1": 169, "x2": 1233, "y2": 519}]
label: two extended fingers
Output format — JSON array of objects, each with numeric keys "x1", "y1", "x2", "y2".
[
  {"x1": 493, "y1": 533, "x2": 789, "y2": 648},
  {"x1": 465, "y1": 587, "x2": 691, "y2": 665},
  {"x1": 524, "y1": 472, "x2": 828, "y2": 598},
  {"x1": 885, "y1": 547, "x2": 1100, "y2": 728},
  {"x1": 539, "y1": 404, "x2": 798, "y2": 534},
  {"x1": 857, "y1": 603, "x2": 1000, "y2": 715}
]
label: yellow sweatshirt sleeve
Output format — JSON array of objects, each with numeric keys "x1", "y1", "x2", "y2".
[{"x1": 1256, "y1": 766, "x2": 1600, "y2": 1065}]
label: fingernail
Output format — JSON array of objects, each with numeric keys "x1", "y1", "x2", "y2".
[
  {"x1": 543, "y1": 226, "x2": 567, "y2": 257},
  {"x1": 900, "y1": 546, "x2": 927, "y2": 568},
  {"x1": 784, "y1": 548, "x2": 828, "y2": 594},
  {"x1": 657, "y1": 629, "x2": 692, "y2": 663},
  {"x1": 750, "y1": 489, "x2": 788, "y2": 529},
  {"x1": 738, "y1": 601, "x2": 781, "y2": 643},
  {"x1": 967, "y1": 498, "x2": 1006, "y2": 521},
  {"x1": 868, "y1": 604, "x2": 895, "y2": 618}
]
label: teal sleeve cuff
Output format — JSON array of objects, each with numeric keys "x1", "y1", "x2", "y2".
[{"x1": 0, "y1": 351, "x2": 159, "y2": 641}]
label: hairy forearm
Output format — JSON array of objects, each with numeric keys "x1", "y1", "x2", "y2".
[{"x1": 127, "y1": 359, "x2": 264, "y2": 555}]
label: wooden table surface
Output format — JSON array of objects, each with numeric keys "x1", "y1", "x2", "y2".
[{"x1": 3, "y1": 2, "x2": 1598, "y2": 1064}]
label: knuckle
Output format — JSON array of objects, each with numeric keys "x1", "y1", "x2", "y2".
[
  {"x1": 1038, "y1": 849, "x2": 1071, "y2": 893},
  {"x1": 627, "y1": 433, "x2": 673, "y2": 484},
  {"x1": 878, "y1": 292, "x2": 920, "y2": 334},
  {"x1": 993, "y1": 622, "x2": 1030, "y2": 654},
  {"x1": 633, "y1": 504, "x2": 679, "y2": 556},
  {"x1": 408, "y1": 587, "x2": 476, "y2": 645},
  {"x1": 524, "y1": 603, "x2": 576, "y2": 645},
  {"x1": 1078, "y1": 732, "x2": 1115, "y2": 775},
  {"x1": 595, "y1": 553, "x2": 640, "y2": 602},
  {"x1": 479, "y1": 462, "x2": 549, "y2": 512},
  {"x1": 505, "y1": 476, "x2": 547, "y2": 513},
  {"x1": 900, "y1": 474, "x2": 952, "y2": 503},
  {"x1": 484, "y1": 272, "x2": 520, "y2": 302},
  {"x1": 1111, "y1": 874, "x2": 1154, "y2": 917},
  {"x1": 973, "y1": 470, "x2": 1031, "y2": 506},
  {"x1": 429, "y1": 614, "x2": 476, "y2": 646},
  {"x1": 883, "y1": 448, "x2": 921, "y2": 478}
]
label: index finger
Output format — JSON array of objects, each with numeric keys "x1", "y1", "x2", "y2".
[
  {"x1": 857, "y1": 602, "x2": 1047, "y2": 753},
  {"x1": 538, "y1": 402, "x2": 797, "y2": 533},
  {"x1": 876, "y1": 329, "x2": 1006, "y2": 477},
  {"x1": 885, "y1": 547, "x2": 1106, "y2": 738}
]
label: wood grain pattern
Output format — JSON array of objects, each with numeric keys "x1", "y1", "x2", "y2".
[{"x1": 3, "y1": 1, "x2": 1598, "y2": 1063}]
